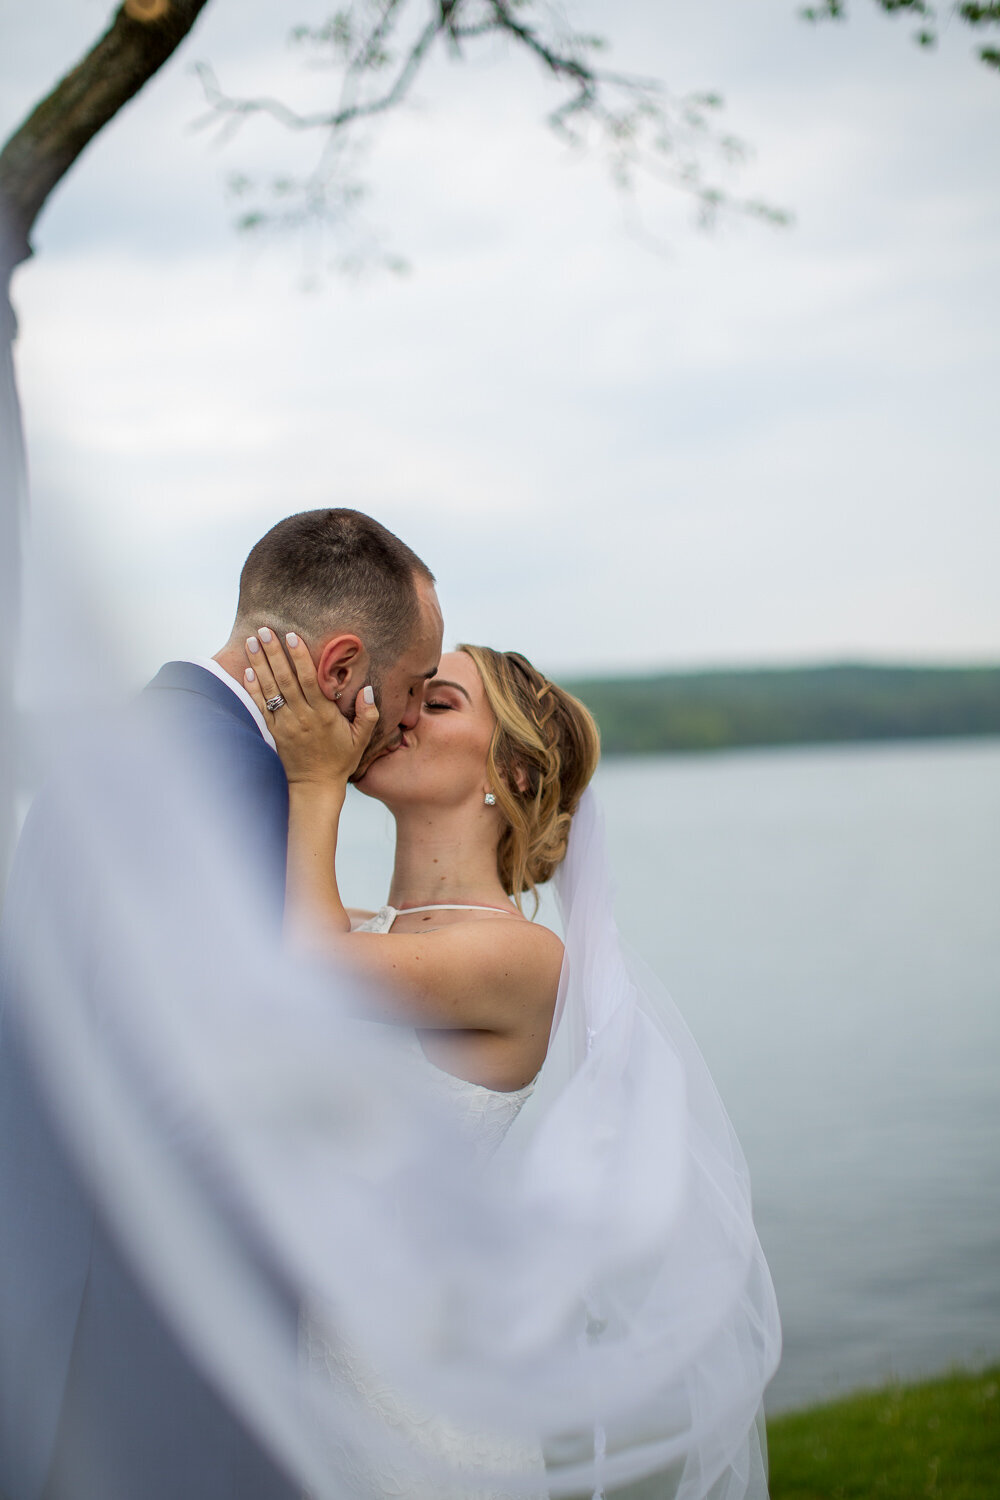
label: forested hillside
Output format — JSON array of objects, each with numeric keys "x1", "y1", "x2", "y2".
[{"x1": 564, "y1": 664, "x2": 1000, "y2": 755}]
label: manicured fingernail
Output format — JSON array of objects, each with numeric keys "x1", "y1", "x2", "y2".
[
  {"x1": 258, "y1": 627, "x2": 272, "y2": 643},
  {"x1": 245, "y1": 668, "x2": 256, "y2": 683},
  {"x1": 246, "y1": 636, "x2": 259, "y2": 654},
  {"x1": 286, "y1": 632, "x2": 298, "y2": 648},
  {"x1": 362, "y1": 685, "x2": 375, "y2": 706}
]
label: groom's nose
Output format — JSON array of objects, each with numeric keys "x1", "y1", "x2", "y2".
[{"x1": 399, "y1": 691, "x2": 423, "y2": 731}]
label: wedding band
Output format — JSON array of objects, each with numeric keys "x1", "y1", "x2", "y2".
[{"x1": 265, "y1": 694, "x2": 286, "y2": 713}]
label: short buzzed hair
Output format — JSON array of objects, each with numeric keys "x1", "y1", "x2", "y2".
[{"x1": 234, "y1": 509, "x2": 434, "y2": 666}]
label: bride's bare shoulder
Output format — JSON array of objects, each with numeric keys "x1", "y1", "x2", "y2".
[
  {"x1": 481, "y1": 912, "x2": 564, "y2": 978},
  {"x1": 518, "y1": 916, "x2": 563, "y2": 957},
  {"x1": 416, "y1": 909, "x2": 563, "y2": 983}
]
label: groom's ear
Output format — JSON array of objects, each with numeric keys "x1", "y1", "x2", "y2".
[{"x1": 314, "y1": 633, "x2": 369, "y2": 706}]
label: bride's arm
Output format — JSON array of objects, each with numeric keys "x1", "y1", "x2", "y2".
[
  {"x1": 284, "y1": 779, "x2": 351, "y2": 944},
  {"x1": 242, "y1": 629, "x2": 379, "y2": 946},
  {"x1": 340, "y1": 921, "x2": 564, "y2": 1032}
]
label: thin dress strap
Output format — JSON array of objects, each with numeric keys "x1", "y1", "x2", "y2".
[
  {"x1": 357, "y1": 903, "x2": 521, "y2": 934},
  {"x1": 394, "y1": 903, "x2": 517, "y2": 916}
]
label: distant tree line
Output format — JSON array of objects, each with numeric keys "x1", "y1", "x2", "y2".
[{"x1": 564, "y1": 664, "x2": 1000, "y2": 756}]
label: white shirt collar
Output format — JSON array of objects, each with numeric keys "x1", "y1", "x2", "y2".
[{"x1": 185, "y1": 658, "x2": 277, "y2": 752}]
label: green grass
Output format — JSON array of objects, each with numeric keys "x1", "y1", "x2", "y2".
[{"x1": 767, "y1": 1367, "x2": 1000, "y2": 1499}]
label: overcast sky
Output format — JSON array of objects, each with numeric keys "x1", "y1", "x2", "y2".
[{"x1": 3, "y1": 0, "x2": 998, "y2": 682}]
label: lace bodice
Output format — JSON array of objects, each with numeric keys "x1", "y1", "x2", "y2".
[{"x1": 352, "y1": 904, "x2": 537, "y2": 1160}]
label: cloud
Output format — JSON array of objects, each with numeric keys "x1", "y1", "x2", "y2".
[{"x1": 6, "y1": 0, "x2": 999, "y2": 679}]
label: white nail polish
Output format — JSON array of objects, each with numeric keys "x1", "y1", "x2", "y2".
[
  {"x1": 286, "y1": 632, "x2": 298, "y2": 648},
  {"x1": 362, "y1": 685, "x2": 375, "y2": 706},
  {"x1": 258, "y1": 627, "x2": 272, "y2": 644},
  {"x1": 245, "y1": 668, "x2": 255, "y2": 683},
  {"x1": 246, "y1": 636, "x2": 259, "y2": 654}
]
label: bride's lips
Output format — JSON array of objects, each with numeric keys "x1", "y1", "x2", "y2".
[
  {"x1": 354, "y1": 733, "x2": 405, "y2": 785},
  {"x1": 368, "y1": 733, "x2": 407, "y2": 767}
]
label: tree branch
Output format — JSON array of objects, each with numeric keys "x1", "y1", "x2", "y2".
[
  {"x1": 801, "y1": 0, "x2": 1000, "y2": 68},
  {"x1": 194, "y1": 10, "x2": 444, "y2": 137},
  {"x1": 196, "y1": 0, "x2": 785, "y2": 260},
  {"x1": 0, "y1": 0, "x2": 212, "y2": 275}
]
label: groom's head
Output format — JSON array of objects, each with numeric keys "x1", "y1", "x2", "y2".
[{"x1": 223, "y1": 509, "x2": 442, "y2": 767}]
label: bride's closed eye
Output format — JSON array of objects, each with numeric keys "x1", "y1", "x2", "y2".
[{"x1": 423, "y1": 700, "x2": 455, "y2": 712}]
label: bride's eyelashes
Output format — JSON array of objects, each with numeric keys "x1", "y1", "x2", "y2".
[{"x1": 423, "y1": 700, "x2": 454, "y2": 712}]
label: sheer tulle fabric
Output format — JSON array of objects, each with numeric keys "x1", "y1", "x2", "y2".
[{"x1": 3, "y1": 641, "x2": 779, "y2": 1498}]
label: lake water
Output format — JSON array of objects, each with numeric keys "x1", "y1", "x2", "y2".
[{"x1": 338, "y1": 737, "x2": 1000, "y2": 1414}]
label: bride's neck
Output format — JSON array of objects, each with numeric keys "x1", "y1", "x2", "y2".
[{"x1": 386, "y1": 807, "x2": 508, "y2": 909}]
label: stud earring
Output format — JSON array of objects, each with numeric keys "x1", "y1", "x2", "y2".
[
  {"x1": 484, "y1": 792, "x2": 496, "y2": 806},
  {"x1": 334, "y1": 690, "x2": 342, "y2": 701}
]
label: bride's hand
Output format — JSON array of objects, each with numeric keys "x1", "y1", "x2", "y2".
[{"x1": 242, "y1": 628, "x2": 379, "y2": 787}]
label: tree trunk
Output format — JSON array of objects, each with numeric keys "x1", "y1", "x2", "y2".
[{"x1": 0, "y1": 0, "x2": 213, "y2": 882}]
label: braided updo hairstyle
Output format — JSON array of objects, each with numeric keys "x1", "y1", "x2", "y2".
[{"x1": 458, "y1": 646, "x2": 601, "y2": 912}]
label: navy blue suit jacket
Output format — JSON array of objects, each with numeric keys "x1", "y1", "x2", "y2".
[{"x1": 0, "y1": 663, "x2": 296, "y2": 1500}]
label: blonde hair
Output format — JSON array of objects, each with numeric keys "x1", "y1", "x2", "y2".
[{"x1": 458, "y1": 646, "x2": 601, "y2": 912}]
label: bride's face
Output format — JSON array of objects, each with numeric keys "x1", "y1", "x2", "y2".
[{"x1": 354, "y1": 651, "x2": 495, "y2": 811}]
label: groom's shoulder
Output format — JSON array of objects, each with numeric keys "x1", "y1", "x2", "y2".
[
  {"x1": 142, "y1": 662, "x2": 268, "y2": 752},
  {"x1": 145, "y1": 661, "x2": 246, "y2": 720},
  {"x1": 136, "y1": 666, "x2": 288, "y2": 820}
]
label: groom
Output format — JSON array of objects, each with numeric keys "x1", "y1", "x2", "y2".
[
  {"x1": 148, "y1": 507, "x2": 443, "y2": 923},
  {"x1": 0, "y1": 509, "x2": 443, "y2": 1500}
]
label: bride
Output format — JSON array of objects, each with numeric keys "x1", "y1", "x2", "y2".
[
  {"x1": 242, "y1": 628, "x2": 780, "y2": 1500},
  {"x1": 247, "y1": 634, "x2": 596, "y2": 1498},
  {"x1": 243, "y1": 634, "x2": 596, "y2": 1097}
]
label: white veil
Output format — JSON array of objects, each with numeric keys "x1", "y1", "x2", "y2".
[
  {"x1": 520, "y1": 789, "x2": 780, "y2": 1497},
  {"x1": 2, "y1": 538, "x2": 779, "y2": 1499}
]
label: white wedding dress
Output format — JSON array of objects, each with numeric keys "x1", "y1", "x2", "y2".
[
  {"x1": 350, "y1": 904, "x2": 537, "y2": 1158},
  {"x1": 301, "y1": 903, "x2": 551, "y2": 1500},
  {"x1": 302, "y1": 898, "x2": 773, "y2": 1500}
]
